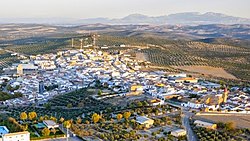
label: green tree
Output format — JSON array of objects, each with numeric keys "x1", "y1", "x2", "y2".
[
  {"x1": 77, "y1": 117, "x2": 82, "y2": 124},
  {"x1": 123, "y1": 111, "x2": 131, "y2": 120},
  {"x1": 28, "y1": 111, "x2": 37, "y2": 121},
  {"x1": 225, "y1": 121, "x2": 236, "y2": 131},
  {"x1": 117, "y1": 114, "x2": 123, "y2": 121},
  {"x1": 20, "y1": 112, "x2": 27, "y2": 121},
  {"x1": 51, "y1": 128, "x2": 57, "y2": 138},
  {"x1": 98, "y1": 90, "x2": 102, "y2": 96},
  {"x1": 42, "y1": 128, "x2": 50, "y2": 137},
  {"x1": 39, "y1": 116, "x2": 44, "y2": 122},
  {"x1": 63, "y1": 120, "x2": 71, "y2": 129},
  {"x1": 92, "y1": 113, "x2": 101, "y2": 124},
  {"x1": 44, "y1": 103, "x2": 51, "y2": 109},
  {"x1": 21, "y1": 124, "x2": 28, "y2": 131},
  {"x1": 67, "y1": 103, "x2": 73, "y2": 108},
  {"x1": 59, "y1": 117, "x2": 64, "y2": 123},
  {"x1": 50, "y1": 116, "x2": 57, "y2": 122}
]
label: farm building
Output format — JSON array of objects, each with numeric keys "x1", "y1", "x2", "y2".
[
  {"x1": 1, "y1": 131, "x2": 30, "y2": 141},
  {"x1": 171, "y1": 129, "x2": 187, "y2": 137},
  {"x1": 43, "y1": 120, "x2": 59, "y2": 129},
  {"x1": 136, "y1": 116, "x2": 154, "y2": 128},
  {"x1": 194, "y1": 120, "x2": 217, "y2": 130}
]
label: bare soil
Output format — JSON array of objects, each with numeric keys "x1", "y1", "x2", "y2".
[
  {"x1": 173, "y1": 66, "x2": 237, "y2": 79},
  {"x1": 194, "y1": 114, "x2": 250, "y2": 129}
]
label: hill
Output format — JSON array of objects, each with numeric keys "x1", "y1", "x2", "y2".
[
  {"x1": 0, "y1": 12, "x2": 250, "y2": 25},
  {"x1": 0, "y1": 24, "x2": 250, "y2": 82}
]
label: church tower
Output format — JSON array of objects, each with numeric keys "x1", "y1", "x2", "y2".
[{"x1": 222, "y1": 87, "x2": 229, "y2": 103}]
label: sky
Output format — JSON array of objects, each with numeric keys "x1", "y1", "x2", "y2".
[{"x1": 0, "y1": 0, "x2": 249, "y2": 19}]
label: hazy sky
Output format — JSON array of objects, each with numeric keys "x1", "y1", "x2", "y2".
[{"x1": 1, "y1": 0, "x2": 249, "y2": 19}]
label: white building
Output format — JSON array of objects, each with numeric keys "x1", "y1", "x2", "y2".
[
  {"x1": 17, "y1": 64, "x2": 38, "y2": 75},
  {"x1": 43, "y1": 120, "x2": 59, "y2": 129},
  {"x1": 136, "y1": 116, "x2": 154, "y2": 128},
  {"x1": 181, "y1": 101, "x2": 205, "y2": 109},
  {"x1": 171, "y1": 129, "x2": 187, "y2": 137},
  {"x1": 1, "y1": 131, "x2": 30, "y2": 141},
  {"x1": 194, "y1": 120, "x2": 217, "y2": 130}
]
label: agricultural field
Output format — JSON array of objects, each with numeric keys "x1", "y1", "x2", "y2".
[
  {"x1": 0, "y1": 33, "x2": 92, "y2": 55},
  {"x1": 128, "y1": 40, "x2": 250, "y2": 81},
  {"x1": 172, "y1": 66, "x2": 237, "y2": 80},
  {"x1": 0, "y1": 49, "x2": 18, "y2": 69},
  {"x1": 194, "y1": 114, "x2": 250, "y2": 129},
  {"x1": 0, "y1": 88, "x2": 113, "y2": 120},
  {"x1": 0, "y1": 27, "x2": 250, "y2": 81},
  {"x1": 192, "y1": 126, "x2": 250, "y2": 141}
]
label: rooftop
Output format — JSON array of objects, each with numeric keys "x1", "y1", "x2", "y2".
[
  {"x1": 0, "y1": 126, "x2": 9, "y2": 136},
  {"x1": 3, "y1": 131, "x2": 30, "y2": 137},
  {"x1": 136, "y1": 116, "x2": 153, "y2": 124},
  {"x1": 43, "y1": 120, "x2": 57, "y2": 126}
]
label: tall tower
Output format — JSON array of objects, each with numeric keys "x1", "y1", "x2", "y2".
[
  {"x1": 17, "y1": 64, "x2": 24, "y2": 75},
  {"x1": 80, "y1": 39, "x2": 83, "y2": 49},
  {"x1": 91, "y1": 33, "x2": 98, "y2": 49},
  {"x1": 222, "y1": 87, "x2": 229, "y2": 103}
]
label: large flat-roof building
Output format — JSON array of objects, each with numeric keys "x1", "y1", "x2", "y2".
[
  {"x1": 194, "y1": 120, "x2": 217, "y2": 130},
  {"x1": 171, "y1": 129, "x2": 187, "y2": 137},
  {"x1": 17, "y1": 64, "x2": 38, "y2": 75},
  {"x1": 136, "y1": 116, "x2": 154, "y2": 128},
  {"x1": 43, "y1": 120, "x2": 59, "y2": 129},
  {"x1": 1, "y1": 131, "x2": 30, "y2": 141}
]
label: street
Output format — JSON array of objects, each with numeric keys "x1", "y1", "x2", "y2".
[{"x1": 182, "y1": 109, "x2": 197, "y2": 141}]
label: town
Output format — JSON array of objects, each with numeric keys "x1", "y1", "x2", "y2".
[{"x1": 0, "y1": 46, "x2": 250, "y2": 141}]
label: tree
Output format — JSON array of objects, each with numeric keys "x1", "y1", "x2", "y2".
[
  {"x1": 51, "y1": 128, "x2": 57, "y2": 138},
  {"x1": 167, "y1": 120, "x2": 172, "y2": 125},
  {"x1": 20, "y1": 112, "x2": 27, "y2": 121},
  {"x1": 63, "y1": 120, "x2": 71, "y2": 129},
  {"x1": 67, "y1": 103, "x2": 73, "y2": 108},
  {"x1": 85, "y1": 120, "x2": 90, "y2": 124},
  {"x1": 44, "y1": 115, "x2": 49, "y2": 120},
  {"x1": 117, "y1": 114, "x2": 123, "y2": 121},
  {"x1": 50, "y1": 116, "x2": 57, "y2": 122},
  {"x1": 63, "y1": 120, "x2": 71, "y2": 140},
  {"x1": 21, "y1": 124, "x2": 28, "y2": 131},
  {"x1": 225, "y1": 121, "x2": 236, "y2": 131},
  {"x1": 137, "y1": 101, "x2": 143, "y2": 107},
  {"x1": 39, "y1": 116, "x2": 44, "y2": 122},
  {"x1": 42, "y1": 128, "x2": 50, "y2": 137},
  {"x1": 123, "y1": 111, "x2": 131, "y2": 120},
  {"x1": 98, "y1": 90, "x2": 102, "y2": 96},
  {"x1": 44, "y1": 103, "x2": 51, "y2": 109},
  {"x1": 92, "y1": 113, "x2": 101, "y2": 124},
  {"x1": 28, "y1": 111, "x2": 37, "y2": 121},
  {"x1": 78, "y1": 101, "x2": 84, "y2": 107},
  {"x1": 59, "y1": 117, "x2": 64, "y2": 123},
  {"x1": 77, "y1": 117, "x2": 82, "y2": 124}
]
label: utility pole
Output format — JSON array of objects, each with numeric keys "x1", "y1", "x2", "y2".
[{"x1": 80, "y1": 39, "x2": 83, "y2": 50}]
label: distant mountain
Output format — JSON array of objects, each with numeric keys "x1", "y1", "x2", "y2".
[
  {"x1": 0, "y1": 12, "x2": 249, "y2": 25},
  {"x1": 165, "y1": 12, "x2": 250, "y2": 25},
  {"x1": 77, "y1": 12, "x2": 250, "y2": 25}
]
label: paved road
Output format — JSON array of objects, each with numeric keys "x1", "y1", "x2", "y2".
[
  {"x1": 182, "y1": 110, "x2": 197, "y2": 141},
  {"x1": 38, "y1": 137, "x2": 83, "y2": 141},
  {"x1": 58, "y1": 124, "x2": 83, "y2": 141}
]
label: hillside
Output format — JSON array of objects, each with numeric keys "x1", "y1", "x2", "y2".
[
  {"x1": 1, "y1": 12, "x2": 249, "y2": 25},
  {"x1": 0, "y1": 24, "x2": 250, "y2": 82}
]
